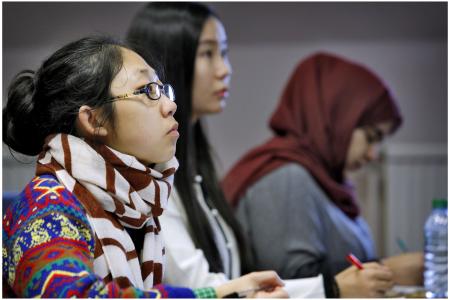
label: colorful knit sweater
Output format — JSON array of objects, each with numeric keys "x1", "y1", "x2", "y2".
[{"x1": 2, "y1": 174, "x2": 216, "y2": 298}]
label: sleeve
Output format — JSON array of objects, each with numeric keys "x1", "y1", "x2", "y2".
[
  {"x1": 235, "y1": 164, "x2": 333, "y2": 280},
  {"x1": 2, "y1": 183, "x2": 196, "y2": 298},
  {"x1": 283, "y1": 275, "x2": 326, "y2": 298},
  {"x1": 160, "y1": 189, "x2": 229, "y2": 288}
]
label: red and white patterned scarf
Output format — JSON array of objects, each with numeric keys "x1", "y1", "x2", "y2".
[{"x1": 36, "y1": 133, "x2": 178, "y2": 289}]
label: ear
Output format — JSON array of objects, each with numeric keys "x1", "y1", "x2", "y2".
[{"x1": 76, "y1": 105, "x2": 109, "y2": 138}]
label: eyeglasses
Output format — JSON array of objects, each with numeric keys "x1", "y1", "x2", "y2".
[
  {"x1": 363, "y1": 126, "x2": 384, "y2": 144},
  {"x1": 107, "y1": 82, "x2": 175, "y2": 103}
]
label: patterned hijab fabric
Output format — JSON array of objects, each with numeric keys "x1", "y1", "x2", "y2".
[
  {"x1": 36, "y1": 133, "x2": 178, "y2": 289},
  {"x1": 223, "y1": 52, "x2": 402, "y2": 219}
]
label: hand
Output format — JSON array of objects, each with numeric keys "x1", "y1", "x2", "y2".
[
  {"x1": 215, "y1": 271, "x2": 289, "y2": 298},
  {"x1": 253, "y1": 286, "x2": 288, "y2": 298},
  {"x1": 335, "y1": 262, "x2": 394, "y2": 298},
  {"x1": 381, "y1": 252, "x2": 424, "y2": 285}
]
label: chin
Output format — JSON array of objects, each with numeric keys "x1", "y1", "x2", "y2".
[
  {"x1": 213, "y1": 103, "x2": 225, "y2": 114},
  {"x1": 141, "y1": 151, "x2": 174, "y2": 165},
  {"x1": 151, "y1": 157, "x2": 170, "y2": 165},
  {"x1": 209, "y1": 101, "x2": 226, "y2": 114},
  {"x1": 159, "y1": 146, "x2": 176, "y2": 164}
]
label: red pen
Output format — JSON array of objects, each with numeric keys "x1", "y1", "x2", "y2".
[{"x1": 346, "y1": 253, "x2": 364, "y2": 270}]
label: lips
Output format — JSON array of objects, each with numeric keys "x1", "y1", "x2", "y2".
[
  {"x1": 168, "y1": 123, "x2": 179, "y2": 134},
  {"x1": 215, "y1": 87, "x2": 229, "y2": 98}
]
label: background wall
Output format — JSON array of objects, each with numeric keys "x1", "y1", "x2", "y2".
[{"x1": 3, "y1": 2, "x2": 447, "y2": 257}]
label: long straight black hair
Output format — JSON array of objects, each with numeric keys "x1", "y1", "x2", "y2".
[{"x1": 126, "y1": 2, "x2": 251, "y2": 274}]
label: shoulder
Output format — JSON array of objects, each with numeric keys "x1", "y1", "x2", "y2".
[
  {"x1": 164, "y1": 187, "x2": 188, "y2": 220},
  {"x1": 269, "y1": 163, "x2": 314, "y2": 180},
  {"x1": 3, "y1": 174, "x2": 89, "y2": 240},
  {"x1": 248, "y1": 163, "x2": 324, "y2": 198},
  {"x1": 3, "y1": 175, "x2": 95, "y2": 289},
  {"x1": 238, "y1": 163, "x2": 333, "y2": 222}
]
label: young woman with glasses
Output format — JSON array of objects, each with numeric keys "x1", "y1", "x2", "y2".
[
  {"x1": 126, "y1": 3, "x2": 399, "y2": 298},
  {"x1": 2, "y1": 35, "x2": 287, "y2": 298},
  {"x1": 223, "y1": 52, "x2": 424, "y2": 295}
]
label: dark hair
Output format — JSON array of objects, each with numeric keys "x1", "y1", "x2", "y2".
[
  {"x1": 127, "y1": 2, "x2": 251, "y2": 274},
  {"x1": 3, "y1": 36, "x2": 126, "y2": 156}
]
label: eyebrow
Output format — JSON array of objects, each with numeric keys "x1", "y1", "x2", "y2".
[
  {"x1": 198, "y1": 39, "x2": 228, "y2": 46},
  {"x1": 134, "y1": 68, "x2": 159, "y2": 81}
]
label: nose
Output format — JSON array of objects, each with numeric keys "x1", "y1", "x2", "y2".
[
  {"x1": 160, "y1": 95, "x2": 177, "y2": 117},
  {"x1": 216, "y1": 56, "x2": 232, "y2": 80}
]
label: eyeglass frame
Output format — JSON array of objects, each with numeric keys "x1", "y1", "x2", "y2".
[{"x1": 104, "y1": 82, "x2": 176, "y2": 104}]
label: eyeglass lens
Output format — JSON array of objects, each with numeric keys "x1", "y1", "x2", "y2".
[
  {"x1": 147, "y1": 83, "x2": 161, "y2": 100},
  {"x1": 163, "y1": 85, "x2": 175, "y2": 101},
  {"x1": 146, "y1": 83, "x2": 175, "y2": 101}
]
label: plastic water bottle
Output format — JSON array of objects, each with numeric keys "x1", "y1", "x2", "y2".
[{"x1": 424, "y1": 198, "x2": 448, "y2": 299}]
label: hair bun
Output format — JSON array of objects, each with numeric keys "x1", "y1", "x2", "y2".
[{"x1": 3, "y1": 70, "x2": 44, "y2": 156}]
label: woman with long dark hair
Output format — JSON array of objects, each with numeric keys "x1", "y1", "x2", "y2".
[
  {"x1": 2, "y1": 35, "x2": 287, "y2": 298},
  {"x1": 127, "y1": 2, "x2": 248, "y2": 283},
  {"x1": 126, "y1": 3, "x2": 396, "y2": 298}
]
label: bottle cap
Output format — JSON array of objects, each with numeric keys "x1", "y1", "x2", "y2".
[{"x1": 432, "y1": 198, "x2": 447, "y2": 209}]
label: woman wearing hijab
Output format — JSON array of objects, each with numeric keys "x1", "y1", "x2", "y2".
[{"x1": 223, "y1": 52, "x2": 423, "y2": 290}]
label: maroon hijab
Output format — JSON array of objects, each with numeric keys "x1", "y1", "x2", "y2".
[{"x1": 222, "y1": 52, "x2": 402, "y2": 219}]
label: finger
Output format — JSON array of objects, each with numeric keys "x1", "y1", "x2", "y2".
[
  {"x1": 373, "y1": 290, "x2": 386, "y2": 298},
  {"x1": 373, "y1": 279, "x2": 395, "y2": 292},
  {"x1": 361, "y1": 261, "x2": 384, "y2": 269},
  {"x1": 254, "y1": 288, "x2": 289, "y2": 298},
  {"x1": 251, "y1": 271, "x2": 285, "y2": 287},
  {"x1": 371, "y1": 269, "x2": 394, "y2": 281}
]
